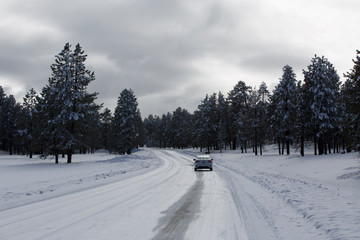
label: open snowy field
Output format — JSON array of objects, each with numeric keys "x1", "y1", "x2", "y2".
[{"x1": 0, "y1": 147, "x2": 359, "y2": 239}]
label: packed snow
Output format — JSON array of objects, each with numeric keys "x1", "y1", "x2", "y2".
[{"x1": 0, "y1": 147, "x2": 359, "y2": 239}]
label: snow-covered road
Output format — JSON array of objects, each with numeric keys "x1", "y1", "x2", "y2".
[
  {"x1": 0, "y1": 149, "x2": 244, "y2": 240},
  {"x1": 0, "y1": 148, "x2": 359, "y2": 239}
]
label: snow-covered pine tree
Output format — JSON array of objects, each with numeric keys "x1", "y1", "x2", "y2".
[
  {"x1": 100, "y1": 108, "x2": 113, "y2": 150},
  {"x1": 18, "y1": 88, "x2": 39, "y2": 158},
  {"x1": 194, "y1": 94, "x2": 218, "y2": 152},
  {"x1": 255, "y1": 82, "x2": 269, "y2": 155},
  {"x1": 113, "y1": 89, "x2": 141, "y2": 154},
  {"x1": 144, "y1": 114, "x2": 157, "y2": 147},
  {"x1": 217, "y1": 92, "x2": 229, "y2": 152},
  {"x1": 170, "y1": 107, "x2": 193, "y2": 149},
  {"x1": 303, "y1": 55, "x2": 341, "y2": 155},
  {"x1": 160, "y1": 113, "x2": 172, "y2": 148},
  {"x1": 227, "y1": 81, "x2": 251, "y2": 151},
  {"x1": 269, "y1": 65, "x2": 297, "y2": 155},
  {"x1": 2, "y1": 94, "x2": 20, "y2": 155},
  {"x1": 37, "y1": 80, "x2": 63, "y2": 163},
  {"x1": 133, "y1": 109, "x2": 145, "y2": 148},
  {"x1": 144, "y1": 114, "x2": 164, "y2": 148},
  {"x1": 0, "y1": 86, "x2": 5, "y2": 151},
  {"x1": 39, "y1": 43, "x2": 99, "y2": 163},
  {"x1": 247, "y1": 88, "x2": 261, "y2": 155},
  {"x1": 294, "y1": 80, "x2": 307, "y2": 156},
  {"x1": 343, "y1": 50, "x2": 360, "y2": 151}
]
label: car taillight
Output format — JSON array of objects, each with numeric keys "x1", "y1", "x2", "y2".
[
  {"x1": 195, "y1": 160, "x2": 200, "y2": 163},
  {"x1": 208, "y1": 160, "x2": 212, "y2": 163}
]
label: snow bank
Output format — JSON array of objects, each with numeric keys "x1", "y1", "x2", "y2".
[
  {"x1": 0, "y1": 149, "x2": 162, "y2": 211},
  {"x1": 209, "y1": 148, "x2": 360, "y2": 240}
]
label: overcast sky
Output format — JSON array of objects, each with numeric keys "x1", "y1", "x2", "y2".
[{"x1": 1, "y1": 0, "x2": 359, "y2": 117}]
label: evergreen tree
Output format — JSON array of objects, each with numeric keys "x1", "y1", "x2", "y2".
[
  {"x1": 17, "y1": 88, "x2": 39, "y2": 158},
  {"x1": 303, "y1": 55, "x2": 341, "y2": 155},
  {"x1": 194, "y1": 94, "x2": 218, "y2": 152},
  {"x1": 2, "y1": 95, "x2": 20, "y2": 155},
  {"x1": 81, "y1": 105, "x2": 102, "y2": 154},
  {"x1": 37, "y1": 76, "x2": 66, "y2": 163},
  {"x1": 144, "y1": 114, "x2": 161, "y2": 147},
  {"x1": 269, "y1": 65, "x2": 297, "y2": 155},
  {"x1": 227, "y1": 81, "x2": 251, "y2": 151},
  {"x1": 134, "y1": 109, "x2": 145, "y2": 148},
  {"x1": 113, "y1": 89, "x2": 141, "y2": 154},
  {"x1": 254, "y1": 82, "x2": 269, "y2": 155},
  {"x1": 343, "y1": 50, "x2": 360, "y2": 151},
  {"x1": 217, "y1": 92, "x2": 230, "y2": 152},
  {"x1": 39, "y1": 43, "x2": 99, "y2": 163},
  {"x1": 0, "y1": 86, "x2": 6, "y2": 151},
  {"x1": 294, "y1": 81, "x2": 307, "y2": 156},
  {"x1": 170, "y1": 107, "x2": 193, "y2": 149},
  {"x1": 160, "y1": 113, "x2": 172, "y2": 148},
  {"x1": 100, "y1": 108, "x2": 113, "y2": 150}
]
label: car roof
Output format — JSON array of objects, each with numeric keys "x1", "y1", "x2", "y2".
[{"x1": 196, "y1": 155, "x2": 211, "y2": 159}]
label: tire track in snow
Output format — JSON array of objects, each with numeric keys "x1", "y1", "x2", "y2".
[
  {"x1": 215, "y1": 161, "x2": 331, "y2": 240},
  {"x1": 153, "y1": 172, "x2": 203, "y2": 240}
]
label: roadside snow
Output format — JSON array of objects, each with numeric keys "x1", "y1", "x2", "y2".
[
  {"x1": 210, "y1": 149, "x2": 360, "y2": 240},
  {"x1": 0, "y1": 149, "x2": 162, "y2": 211}
]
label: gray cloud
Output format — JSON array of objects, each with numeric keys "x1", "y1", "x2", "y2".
[{"x1": 0, "y1": 0, "x2": 359, "y2": 117}]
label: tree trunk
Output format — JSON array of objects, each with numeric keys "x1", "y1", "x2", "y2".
[
  {"x1": 300, "y1": 135, "x2": 304, "y2": 157},
  {"x1": 278, "y1": 140, "x2": 281, "y2": 155},
  {"x1": 232, "y1": 138, "x2": 236, "y2": 150},
  {"x1": 67, "y1": 150, "x2": 72, "y2": 164},
  {"x1": 286, "y1": 140, "x2": 290, "y2": 155},
  {"x1": 318, "y1": 135, "x2": 324, "y2": 155}
]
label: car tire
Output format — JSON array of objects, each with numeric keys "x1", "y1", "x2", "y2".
[
  {"x1": 194, "y1": 168, "x2": 197, "y2": 171},
  {"x1": 210, "y1": 168, "x2": 213, "y2": 171}
]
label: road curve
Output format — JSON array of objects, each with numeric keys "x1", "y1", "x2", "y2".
[{"x1": 0, "y1": 149, "x2": 246, "y2": 240}]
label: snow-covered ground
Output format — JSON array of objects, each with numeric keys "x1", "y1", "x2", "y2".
[{"x1": 0, "y1": 147, "x2": 359, "y2": 239}]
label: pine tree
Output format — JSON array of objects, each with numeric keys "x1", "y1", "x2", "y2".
[
  {"x1": 144, "y1": 114, "x2": 162, "y2": 147},
  {"x1": 18, "y1": 88, "x2": 39, "y2": 158},
  {"x1": 160, "y1": 113, "x2": 172, "y2": 148},
  {"x1": 0, "y1": 86, "x2": 6, "y2": 151},
  {"x1": 2, "y1": 95, "x2": 20, "y2": 155},
  {"x1": 269, "y1": 65, "x2": 297, "y2": 155},
  {"x1": 303, "y1": 55, "x2": 341, "y2": 155},
  {"x1": 170, "y1": 107, "x2": 193, "y2": 149},
  {"x1": 100, "y1": 108, "x2": 113, "y2": 150},
  {"x1": 113, "y1": 89, "x2": 141, "y2": 154},
  {"x1": 39, "y1": 43, "x2": 99, "y2": 163},
  {"x1": 194, "y1": 94, "x2": 218, "y2": 152},
  {"x1": 217, "y1": 92, "x2": 230, "y2": 152},
  {"x1": 227, "y1": 81, "x2": 251, "y2": 151},
  {"x1": 255, "y1": 82, "x2": 269, "y2": 155},
  {"x1": 343, "y1": 50, "x2": 360, "y2": 151},
  {"x1": 294, "y1": 81, "x2": 307, "y2": 156},
  {"x1": 134, "y1": 109, "x2": 145, "y2": 148}
]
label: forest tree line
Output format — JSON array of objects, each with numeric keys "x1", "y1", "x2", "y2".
[
  {"x1": 143, "y1": 53, "x2": 360, "y2": 156},
  {"x1": 1, "y1": 43, "x2": 360, "y2": 161}
]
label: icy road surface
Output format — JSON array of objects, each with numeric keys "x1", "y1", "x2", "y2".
[{"x1": 0, "y1": 148, "x2": 359, "y2": 239}]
